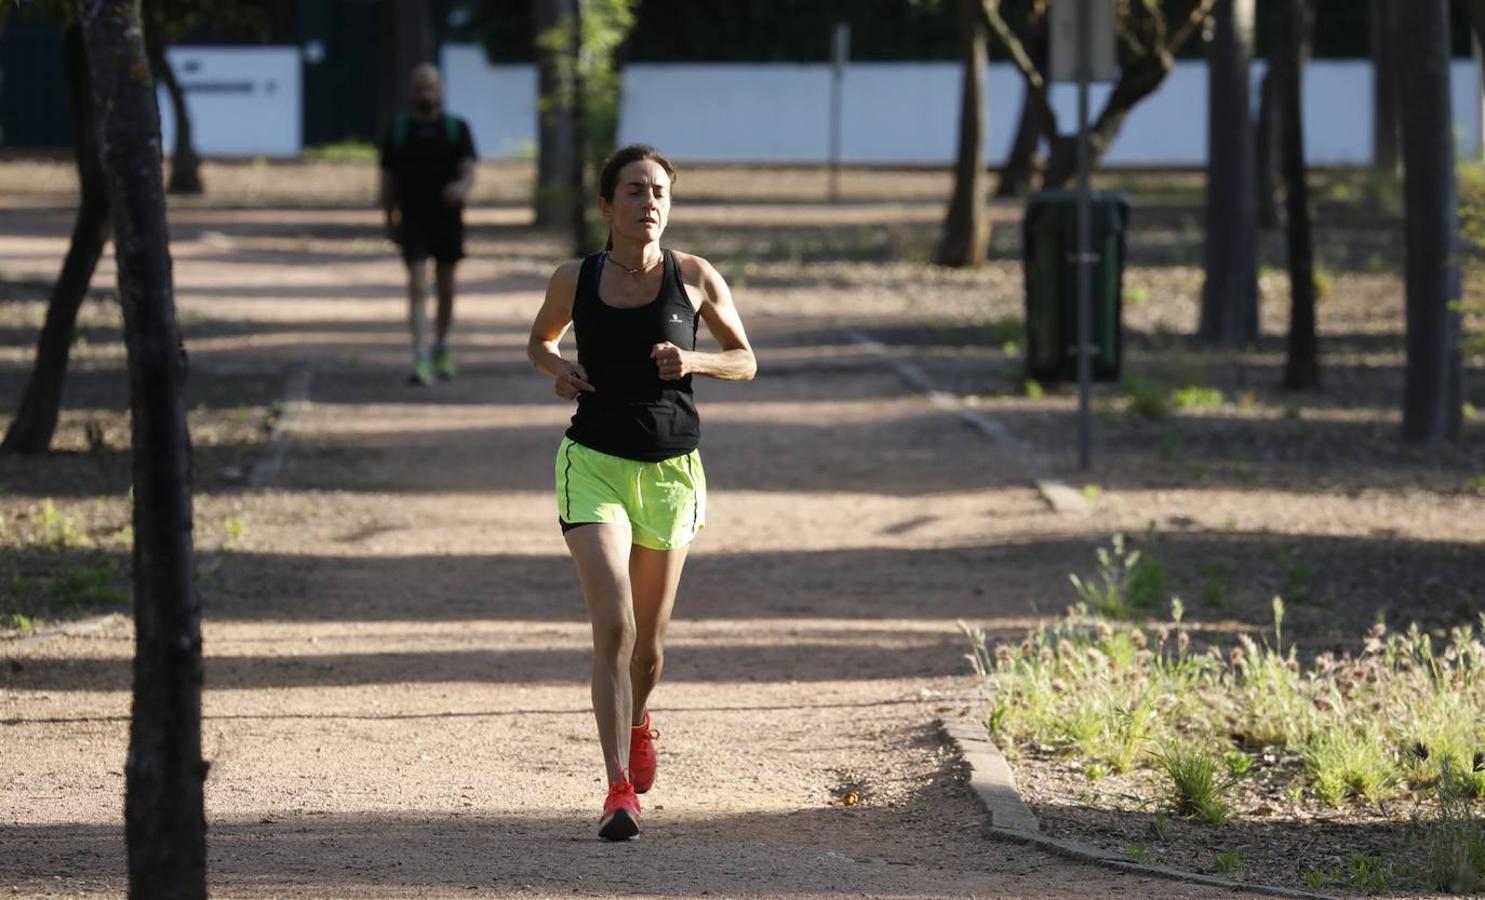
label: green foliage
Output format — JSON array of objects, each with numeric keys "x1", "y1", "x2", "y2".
[
  {"x1": 35, "y1": 500, "x2": 89, "y2": 551},
  {"x1": 302, "y1": 141, "x2": 378, "y2": 162},
  {"x1": 1154, "y1": 744, "x2": 1230, "y2": 824},
  {"x1": 1123, "y1": 376, "x2": 1171, "y2": 420},
  {"x1": 1428, "y1": 761, "x2": 1485, "y2": 893},
  {"x1": 1304, "y1": 729, "x2": 1397, "y2": 807},
  {"x1": 52, "y1": 564, "x2": 126, "y2": 608},
  {"x1": 1347, "y1": 853, "x2": 1394, "y2": 891},
  {"x1": 1212, "y1": 850, "x2": 1240, "y2": 874},
  {"x1": 1124, "y1": 376, "x2": 1226, "y2": 421},
  {"x1": 1068, "y1": 533, "x2": 1164, "y2": 619},
  {"x1": 1222, "y1": 750, "x2": 1253, "y2": 779},
  {"x1": 989, "y1": 316, "x2": 1027, "y2": 354}
]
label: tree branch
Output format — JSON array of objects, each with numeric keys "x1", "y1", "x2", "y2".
[
  {"x1": 1170, "y1": 0, "x2": 1219, "y2": 52},
  {"x1": 981, "y1": 0, "x2": 1060, "y2": 139}
]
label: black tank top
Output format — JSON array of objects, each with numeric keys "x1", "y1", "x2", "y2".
[{"x1": 565, "y1": 249, "x2": 702, "y2": 461}]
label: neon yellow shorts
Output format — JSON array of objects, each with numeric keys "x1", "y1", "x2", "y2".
[{"x1": 555, "y1": 437, "x2": 706, "y2": 551}]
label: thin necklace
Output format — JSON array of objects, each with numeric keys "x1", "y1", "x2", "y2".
[{"x1": 605, "y1": 249, "x2": 662, "y2": 277}]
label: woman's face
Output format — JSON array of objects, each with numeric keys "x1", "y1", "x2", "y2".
[{"x1": 600, "y1": 160, "x2": 672, "y2": 245}]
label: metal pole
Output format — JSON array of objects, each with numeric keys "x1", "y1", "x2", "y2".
[
  {"x1": 1075, "y1": 0, "x2": 1093, "y2": 471},
  {"x1": 829, "y1": 23, "x2": 849, "y2": 202}
]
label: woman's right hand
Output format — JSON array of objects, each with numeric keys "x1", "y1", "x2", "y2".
[{"x1": 555, "y1": 363, "x2": 595, "y2": 400}]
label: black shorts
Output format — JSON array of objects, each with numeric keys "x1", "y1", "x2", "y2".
[{"x1": 397, "y1": 209, "x2": 465, "y2": 264}]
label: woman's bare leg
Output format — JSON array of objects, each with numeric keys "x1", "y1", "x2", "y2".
[
  {"x1": 629, "y1": 544, "x2": 688, "y2": 726},
  {"x1": 565, "y1": 523, "x2": 636, "y2": 784}
]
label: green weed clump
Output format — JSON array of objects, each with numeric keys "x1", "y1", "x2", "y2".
[
  {"x1": 1067, "y1": 533, "x2": 1165, "y2": 619},
  {"x1": 964, "y1": 538, "x2": 1485, "y2": 893}
]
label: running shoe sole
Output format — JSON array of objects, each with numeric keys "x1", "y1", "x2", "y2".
[{"x1": 598, "y1": 808, "x2": 639, "y2": 841}]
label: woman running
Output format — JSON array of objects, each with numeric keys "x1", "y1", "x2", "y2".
[{"x1": 526, "y1": 145, "x2": 756, "y2": 841}]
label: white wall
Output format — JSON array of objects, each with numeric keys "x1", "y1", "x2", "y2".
[
  {"x1": 151, "y1": 45, "x2": 1485, "y2": 165},
  {"x1": 157, "y1": 47, "x2": 300, "y2": 157},
  {"x1": 439, "y1": 45, "x2": 1485, "y2": 167}
]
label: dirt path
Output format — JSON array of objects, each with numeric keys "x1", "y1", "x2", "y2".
[{"x1": 0, "y1": 210, "x2": 1252, "y2": 898}]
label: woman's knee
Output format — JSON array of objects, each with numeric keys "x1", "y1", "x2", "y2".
[
  {"x1": 593, "y1": 617, "x2": 637, "y2": 657},
  {"x1": 631, "y1": 643, "x2": 664, "y2": 676}
]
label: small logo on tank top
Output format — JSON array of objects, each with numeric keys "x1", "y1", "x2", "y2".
[{"x1": 670, "y1": 313, "x2": 683, "y2": 323}]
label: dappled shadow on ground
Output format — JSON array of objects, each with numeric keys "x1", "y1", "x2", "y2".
[
  {"x1": 0, "y1": 770, "x2": 1438, "y2": 898},
  {"x1": 0, "y1": 747, "x2": 1236, "y2": 900}
]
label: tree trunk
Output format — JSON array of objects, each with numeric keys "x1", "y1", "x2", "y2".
[
  {"x1": 1276, "y1": 0, "x2": 1319, "y2": 389},
  {"x1": 377, "y1": 0, "x2": 435, "y2": 137},
  {"x1": 1254, "y1": 72, "x2": 1281, "y2": 228},
  {"x1": 147, "y1": 39, "x2": 203, "y2": 195},
  {"x1": 996, "y1": 87, "x2": 1044, "y2": 199},
  {"x1": 76, "y1": 0, "x2": 206, "y2": 896},
  {"x1": 1, "y1": 26, "x2": 111, "y2": 456},
  {"x1": 569, "y1": 2, "x2": 594, "y2": 256},
  {"x1": 1464, "y1": 1, "x2": 1485, "y2": 92},
  {"x1": 1199, "y1": 0, "x2": 1260, "y2": 346},
  {"x1": 1397, "y1": 0, "x2": 1464, "y2": 444},
  {"x1": 1372, "y1": 0, "x2": 1402, "y2": 174},
  {"x1": 994, "y1": 13, "x2": 1047, "y2": 199},
  {"x1": 938, "y1": 0, "x2": 990, "y2": 267},
  {"x1": 534, "y1": 0, "x2": 577, "y2": 228}
]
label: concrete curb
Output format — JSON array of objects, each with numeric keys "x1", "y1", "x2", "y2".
[
  {"x1": 842, "y1": 330, "x2": 1087, "y2": 516},
  {"x1": 248, "y1": 362, "x2": 313, "y2": 488},
  {"x1": 3, "y1": 613, "x2": 127, "y2": 654},
  {"x1": 938, "y1": 716, "x2": 1341, "y2": 900}
]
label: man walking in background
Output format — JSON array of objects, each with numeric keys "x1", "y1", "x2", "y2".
[{"x1": 380, "y1": 63, "x2": 477, "y2": 385}]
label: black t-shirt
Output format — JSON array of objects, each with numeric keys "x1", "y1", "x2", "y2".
[{"x1": 378, "y1": 113, "x2": 476, "y2": 217}]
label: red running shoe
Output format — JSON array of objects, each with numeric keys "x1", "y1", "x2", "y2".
[
  {"x1": 630, "y1": 712, "x2": 660, "y2": 794},
  {"x1": 598, "y1": 778, "x2": 641, "y2": 841}
]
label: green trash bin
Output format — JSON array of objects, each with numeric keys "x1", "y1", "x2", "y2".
[{"x1": 1021, "y1": 190, "x2": 1130, "y2": 383}]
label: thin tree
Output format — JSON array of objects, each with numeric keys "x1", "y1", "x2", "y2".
[
  {"x1": 1, "y1": 24, "x2": 111, "y2": 455},
  {"x1": 1254, "y1": 72, "x2": 1280, "y2": 228},
  {"x1": 1371, "y1": 0, "x2": 1401, "y2": 175},
  {"x1": 995, "y1": 3, "x2": 1049, "y2": 199},
  {"x1": 1397, "y1": 0, "x2": 1464, "y2": 444},
  {"x1": 377, "y1": 0, "x2": 436, "y2": 137},
  {"x1": 937, "y1": 0, "x2": 990, "y2": 268},
  {"x1": 141, "y1": 4, "x2": 203, "y2": 196},
  {"x1": 534, "y1": 0, "x2": 578, "y2": 228},
  {"x1": 76, "y1": 0, "x2": 205, "y2": 895},
  {"x1": 985, "y1": 0, "x2": 1217, "y2": 188},
  {"x1": 1464, "y1": 1, "x2": 1485, "y2": 86},
  {"x1": 1199, "y1": 0, "x2": 1259, "y2": 346},
  {"x1": 1275, "y1": 0, "x2": 1318, "y2": 389}
]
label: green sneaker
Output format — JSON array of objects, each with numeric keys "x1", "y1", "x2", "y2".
[
  {"x1": 432, "y1": 346, "x2": 455, "y2": 381},
  {"x1": 408, "y1": 356, "x2": 434, "y2": 386}
]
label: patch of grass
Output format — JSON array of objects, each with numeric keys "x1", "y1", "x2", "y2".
[
  {"x1": 1427, "y1": 761, "x2": 1485, "y2": 893},
  {"x1": 1154, "y1": 744, "x2": 1230, "y2": 824},
  {"x1": 1212, "y1": 850, "x2": 1240, "y2": 874},
  {"x1": 1023, "y1": 377, "x2": 1045, "y2": 399},
  {"x1": 302, "y1": 140, "x2": 378, "y2": 162},
  {"x1": 1125, "y1": 284, "x2": 1151, "y2": 306},
  {"x1": 33, "y1": 499, "x2": 90, "y2": 550},
  {"x1": 989, "y1": 316, "x2": 1027, "y2": 354},
  {"x1": 1068, "y1": 533, "x2": 1164, "y2": 619},
  {"x1": 6, "y1": 612, "x2": 34, "y2": 632},
  {"x1": 1222, "y1": 750, "x2": 1253, "y2": 779},
  {"x1": 1123, "y1": 376, "x2": 1171, "y2": 420},
  {"x1": 1347, "y1": 853, "x2": 1393, "y2": 891},
  {"x1": 1464, "y1": 476, "x2": 1485, "y2": 496},
  {"x1": 1170, "y1": 385, "x2": 1224, "y2": 411},
  {"x1": 1304, "y1": 729, "x2": 1397, "y2": 808},
  {"x1": 52, "y1": 563, "x2": 127, "y2": 607}
]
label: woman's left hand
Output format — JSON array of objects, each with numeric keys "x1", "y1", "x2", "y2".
[{"x1": 651, "y1": 342, "x2": 692, "y2": 380}]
